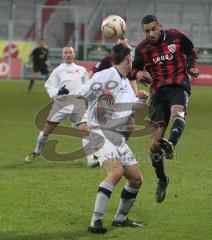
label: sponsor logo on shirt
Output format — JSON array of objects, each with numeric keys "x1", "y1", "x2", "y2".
[
  {"x1": 153, "y1": 53, "x2": 173, "y2": 64},
  {"x1": 168, "y1": 44, "x2": 176, "y2": 53}
]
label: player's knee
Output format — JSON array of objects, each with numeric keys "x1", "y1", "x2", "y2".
[
  {"x1": 42, "y1": 130, "x2": 49, "y2": 136},
  {"x1": 43, "y1": 129, "x2": 52, "y2": 135},
  {"x1": 150, "y1": 139, "x2": 161, "y2": 152},
  {"x1": 171, "y1": 108, "x2": 185, "y2": 120},
  {"x1": 130, "y1": 175, "x2": 143, "y2": 189},
  {"x1": 43, "y1": 122, "x2": 58, "y2": 135},
  {"x1": 80, "y1": 129, "x2": 89, "y2": 137},
  {"x1": 109, "y1": 166, "x2": 124, "y2": 182},
  {"x1": 79, "y1": 123, "x2": 90, "y2": 137}
]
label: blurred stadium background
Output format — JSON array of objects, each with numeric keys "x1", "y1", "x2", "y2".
[{"x1": 0, "y1": 0, "x2": 212, "y2": 82}]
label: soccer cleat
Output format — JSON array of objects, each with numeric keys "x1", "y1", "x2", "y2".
[
  {"x1": 159, "y1": 138, "x2": 174, "y2": 159},
  {"x1": 88, "y1": 220, "x2": 107, "y2": 234},
  {"x1": 25, "y1": 152, "x2": 40, "y2": 163},
  {"x1": 112, "y1": 218, "x2": 142, "y2": 228},
  {"x1": 155, "y1": 177, "x2": 169, "y2": 203}
]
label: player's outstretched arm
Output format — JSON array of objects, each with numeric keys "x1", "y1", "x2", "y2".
[{"x1": 136, "y1": 70, "x2": 153, "y2": 85}]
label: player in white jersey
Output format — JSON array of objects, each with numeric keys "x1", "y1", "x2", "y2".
[
  {"x1": 78, "y1": 43, "x2": 148, "y2": 234},
  {"x1": 25, "y1": 47, "x2": 99, "y2": 168}
]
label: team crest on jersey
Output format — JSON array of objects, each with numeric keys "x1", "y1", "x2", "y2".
[{"x1": 168, "y1": 44, "x2": 176, "y2": 53}]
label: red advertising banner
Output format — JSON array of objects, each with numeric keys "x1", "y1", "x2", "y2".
[
  {"x1": 0, "y1": 58, "x2": 22, "y2": 79},
  {"x1": 192, "y1": 65, "x2": 212, "y2": 85},
  {"x1": 76, "y1": 60, "x2": 97, "y2": 72}
]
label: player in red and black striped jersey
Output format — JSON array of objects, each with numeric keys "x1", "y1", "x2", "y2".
[
  {"x1": 89, "y1": 54, "x2": 113, "y2": 78},
  {"x1": 130, "y1": 15, "x2": 199, "y2": 203}
]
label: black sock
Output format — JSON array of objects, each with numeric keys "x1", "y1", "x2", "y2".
[
  {"x1": 28, "y1": 79, "x2": 34, "y2": 91},
  {"x1": 114, "y1": 185, "x2": 139, "y2": 222},
  {"x1": 150, "y1": 149, "x2": 167, "y2": 181},
  {"x1": 169, "y1": 116, "x2": 185, "y2": 146}
]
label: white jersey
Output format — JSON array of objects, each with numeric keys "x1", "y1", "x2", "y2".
[
  {"x1": 79, "y1": 67, "x2": 140, "y2": 130},
  {"x1": 45, "y1": 62, "x2": 89, "y2": 99}
]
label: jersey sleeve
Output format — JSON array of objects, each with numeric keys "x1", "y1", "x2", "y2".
[
  {"x1": 44, "y1": 68, "x2": 60, "y2": 98},
  {"x1": 180, "y1": 33, "x2": 198, "y2": 69},
  {"x1": 130, "y1": 47, "x2": 146, "y2": 80},
  {"x1": 45, "y1": 48, "x2": 49, "y2": 62},
  {"x1": 29, "y1": 49, "x2": 35, "y2": 63},
  {"x1": 82, "y1": 68, "x2": 89, "y2": 83}
]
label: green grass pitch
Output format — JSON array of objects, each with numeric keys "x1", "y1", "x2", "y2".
[{"x1": 0, "y1": 79, "x2": 211, "y2": 240}]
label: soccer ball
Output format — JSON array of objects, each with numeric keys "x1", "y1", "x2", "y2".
[{"x1": 101, "y1": 15, "x2": 127, "y2": 39}]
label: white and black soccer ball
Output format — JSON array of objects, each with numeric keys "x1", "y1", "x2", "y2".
[{"x1": 101, "y1": 15, "x2": 127, "y2": 39}]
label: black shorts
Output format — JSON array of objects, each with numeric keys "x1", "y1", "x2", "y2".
[
  {"x1": 33, "y1": 64, "x2": 49, "y2": 75},
  {"x1": 149, "y1": 85, "x2": 189, "y2": 126}
]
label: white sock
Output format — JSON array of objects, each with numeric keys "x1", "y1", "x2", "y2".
[
  {"x1": 91, "y1": 182, "x2": 114, "y2": 224},
  {"x1": 82, "y1": 137, "x2": 96, "y2": 166},
  {"x1": 34, "y1": 131, "x2": 48, "y2": 154}
]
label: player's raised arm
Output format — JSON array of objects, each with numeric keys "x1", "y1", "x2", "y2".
[{"x1": 180, "y1": 33, "x2": 199, "y2": 78}]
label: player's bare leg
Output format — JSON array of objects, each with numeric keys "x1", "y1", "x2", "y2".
[
  {"x1": 25, "y1": 122, "x2": 58, "y2": 162},
  {"x1": 28, "y1": 72, "x2": 37, "y2": 91},
  {"x1": 150, "y1": 124, "x2": 169, "y2": 203}
]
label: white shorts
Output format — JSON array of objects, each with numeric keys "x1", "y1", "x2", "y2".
[
  {"x1": 47, "y1": 96, "x2": 87, "y2": 127},
  {"x1": 86, "y1": 129, "x2": 137, "y2": 167}
]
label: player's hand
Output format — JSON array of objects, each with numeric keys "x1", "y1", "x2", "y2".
[
  {"x1": 58, "y1": 85, "x2": 69, "y2": 95},
  {"x1": 26, "y1": 63, "x2": 32, "y2": 69},
  {"x1": 102, "y1": 87, "x2": 115, "y2": 105},
  {"x1": 136, "y1": 90, "x2": 149, "y2": 99},
  {"x1": 188, "y1": 67, "x2": 200, "y2": 78},
  {"x1": 136, "y1": 71, "x2": 153, "y2": 85},
  {"x1": 45, "y1": 61, "x2": 50, "y2": 67},
  {"x1": 117, "y1": 37, "x2": 129, "y2": 45}
]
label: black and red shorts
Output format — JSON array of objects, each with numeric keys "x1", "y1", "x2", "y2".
[{"x1": 149, "y1": 84, "x2": 189, "y2": 126}]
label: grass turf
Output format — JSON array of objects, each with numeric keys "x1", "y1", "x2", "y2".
[{"x1": 0, "y1": 79, "x2": 211, "y2": 240}]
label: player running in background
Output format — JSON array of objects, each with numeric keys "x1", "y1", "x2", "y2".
[
  {"x1": 130, "y1": 15, "x2": 199, "y2": 203},
  {"x1": 27, "y1": 38, "x2": 50, "y2": 91},
  {"x1": 79, "y1": 43, "x2": 148, "y2": 234},
  {"x1": 25, "y1": 47, "x2": 99, "y2": 168}
]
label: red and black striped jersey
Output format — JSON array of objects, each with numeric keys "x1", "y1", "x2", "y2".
[
  {"x1": 130, "y1": 29, "x2": 197, "y2": 94},
  {"x1": 92, "y1": 54, "x2": 113, "y2": 73}
]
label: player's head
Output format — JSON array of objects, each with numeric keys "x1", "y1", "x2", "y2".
[
  {"x1": 141, "y1": 15, "x2": 163, "y2": 44},
  {"x1": 38, "y1": 38, "x2": 46, "y2": 47},
  {"x1": 62, "y1": 47, "x2": 75, "y2": 64},
  {"x1": 112, "y1": 43, "x2": 133, "y2": 73}
]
